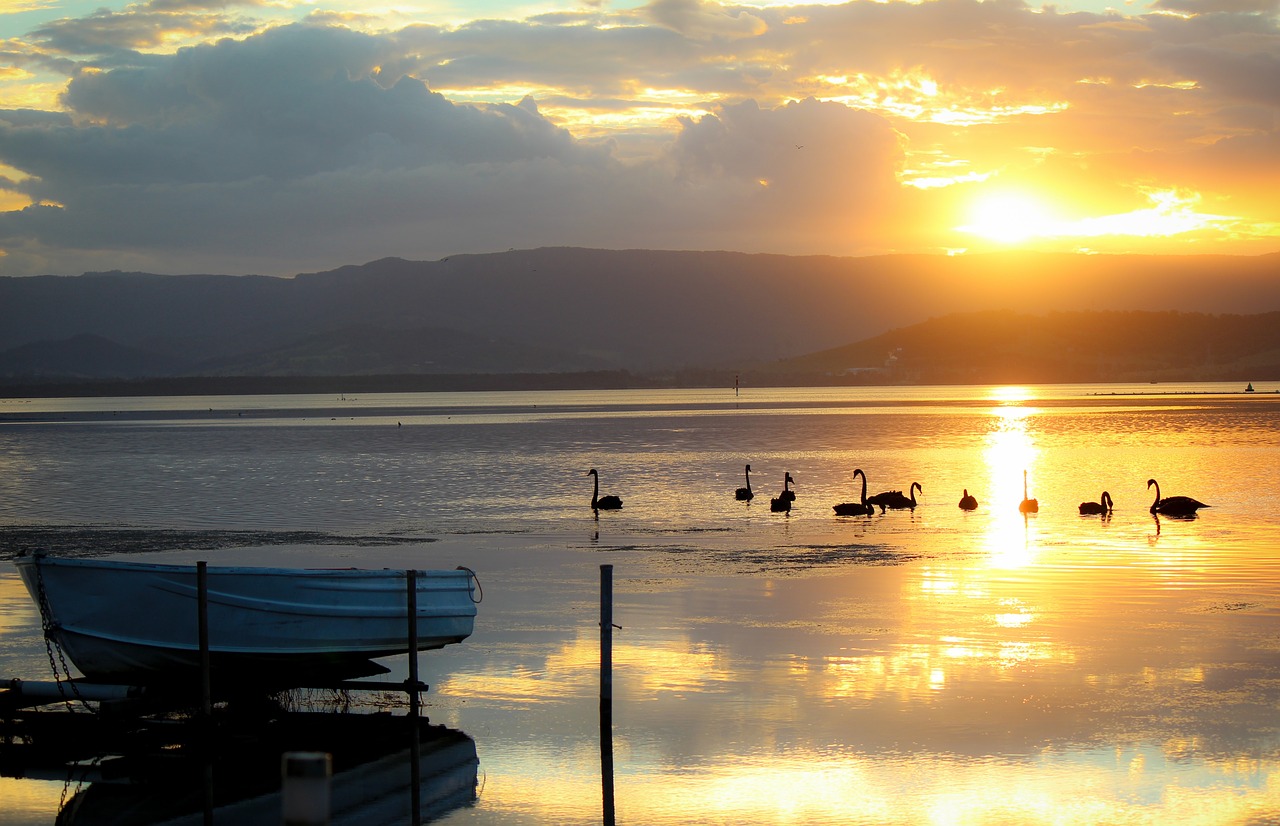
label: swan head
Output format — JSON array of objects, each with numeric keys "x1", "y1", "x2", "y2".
[
  {"x1": 588, "y1": 469, "x2": 598, "y2": 477},
  {"x1": 1146, "y1": 478, "x2": 1157, "y2": 489}
]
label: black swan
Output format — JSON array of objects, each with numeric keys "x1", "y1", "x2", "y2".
[
  {"x1": 868, "y1": 481, "x2": 921, "y2": 513},
  {"x1": 1019, "y1": 470, "x2": 1038, "y2": 513},
  {"x1": 834, "y1": 469, "x2": 874, "y2": 516},
  {"x1": 735, "y1": 464, "x2": 754, "y2": 501},
  {"x1": 1078, "y1": 491, "x2": 1113, "y2": 515},
  {"x1": 780, "y1": 472, "x2": 796, "y2": 502},
  {"x1": 1147, "y1": 478, "x2": 1208, "y2": 517},
  {"x1": 588, "y1": 468, "x2": 622, "y2": 511},
  {"x1": 771, "y1": 473, "x2": 794, "y2": 512},
  {"x1": 958, "y1": 489, "x2": 978, "y2": 511}
]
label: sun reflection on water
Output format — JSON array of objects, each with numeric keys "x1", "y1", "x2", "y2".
[
  {"x1": 982, "y1": 397, "x2": 1042, "y2": 569},
  {"x1": 477, "y1": 747, "x2": 1280, "y2": 826}
]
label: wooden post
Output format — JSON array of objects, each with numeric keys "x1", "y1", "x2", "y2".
[
  {"x1": 407, "y1": 570, "x2": 422, "y2": 826},
  {"x1": 196, "y1": 561, "x2": 213, "y2": 826},
  {"x1": 600, "y1": 564, "x2": 613, "y2": 702},
  {"x1": 600, "y1": 564, "x2": 616, "y2": 826},
  {"x1": 196, "y1": 561, "x2": 211, "y2": 718}
]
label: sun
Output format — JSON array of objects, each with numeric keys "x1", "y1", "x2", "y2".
[{"x1": 958, "y1": 192, "x2": 1059, "y2": 244}]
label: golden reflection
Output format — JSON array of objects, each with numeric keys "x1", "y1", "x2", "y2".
[
  {"x1": 821, "y1": 635, "x2": 1059, "y2": 701},
  {"x1": 441, "y1": 631, "x2": 732, "y2": 702},
  {"x1": 990, "y1": 384, "x2": 1033, "y2": 404},
  {"x1": 474, "y1": 748, "x2": 1280, "y2": 826},
  {"x1": 0, "y1": 573, "x2": 38, "y2": 636},
  {"x1": 0, "y1": 778, "x2": 64, "y2": 824},
  {"x1": 982, "y1": 402, "x2": 1041, "y2": 569}
]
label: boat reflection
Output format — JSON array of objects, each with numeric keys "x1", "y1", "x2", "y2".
[{"x1": 0, "y1": 707, "x2": 477, "y2": 826}]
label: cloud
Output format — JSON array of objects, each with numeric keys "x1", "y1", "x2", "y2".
[
  {"x1": 1151, "y1": 40, "x2": 1280, "y2": 107},
  {"x1": 1152, "y1": 0, "x2": 1280, "y2": 13},
  {"x1": 0, "y1": 0, "x2": 1277, "y2": 274},
  {"x1": 0, "y1": 22, "x2": 908, "y2": 275},
  {"x1": 644, "y1": 0, "x2": 769, "y2": 40},
  {"x1": 31, "y1": 7, "x2": 256, "y2": 56}
]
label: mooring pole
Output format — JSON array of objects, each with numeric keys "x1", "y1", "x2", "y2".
[
  {"x1": 197, "y1": 561, "x2": 211, "y2": 718},
  {"x1": 600, "y1": 564, "x2": 613, "y2": 702},
  {"x1": 407, "y1": 570, "x2": 422, "y2": 826},
  {"x1": 600, "y1": 563, "x2": 616, "y2": 825},
  {"x1": 196, "y1": 561, "x2": 213, "y2": 826}
]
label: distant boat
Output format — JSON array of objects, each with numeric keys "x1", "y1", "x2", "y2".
[{"x1": 15, "y1": 554, "x2": 480, "y2": 687}]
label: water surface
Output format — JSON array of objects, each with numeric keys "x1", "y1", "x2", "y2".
[{"x1": 1, "y1": 382, "x2": 1277, "y2": 824}]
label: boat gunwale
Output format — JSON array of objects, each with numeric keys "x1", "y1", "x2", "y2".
[{"x1": 15, "y1": 554, "x2": 474, "y2": 581}]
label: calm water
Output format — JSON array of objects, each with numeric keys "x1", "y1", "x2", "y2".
[{"x1": 2, "y1": 382, "x2": 1279, "y2": 824}]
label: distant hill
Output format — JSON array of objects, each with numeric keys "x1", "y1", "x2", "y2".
[
  {"x1": 196, "y1": 324, "x2": 609, "y2": 376},
  {"x1": 767, "y1": 309, "x2": 1280, "y2": 384},
  {"x1": 0, "y1": 333, "x2": 188, "y2": 379},
  {"x1": 0, "y1": 248, "x2": 1277, "y2": 391}
]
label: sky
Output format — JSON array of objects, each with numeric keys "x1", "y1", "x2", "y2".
[{"x1": 0, "y1": 0, "x2": 1277, "y2": 277}]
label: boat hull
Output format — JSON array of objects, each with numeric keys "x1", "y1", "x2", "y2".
[{"x1": 15, "y1": 555, "x2": 478, "y2": 687}]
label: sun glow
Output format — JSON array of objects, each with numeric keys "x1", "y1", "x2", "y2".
[
  {"x1": 960, "y1": 192, "x2": 1059, "y2": 243},
  {"x1": 958, "y1": 187, "x2": 1237, "y2": 245}
]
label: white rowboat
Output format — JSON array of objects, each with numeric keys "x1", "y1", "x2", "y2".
[{"x1": 15, "y1": 553, "x2": 479, "y2": 687}]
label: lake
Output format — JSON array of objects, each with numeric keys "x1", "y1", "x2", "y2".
[{"x1": 2, "y1": 382, "x2": 1278, "y2": 824}]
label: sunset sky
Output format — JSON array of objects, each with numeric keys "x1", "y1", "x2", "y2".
[{"x1": 0, "y1": 0, "x2": 1277, "y2": 276}]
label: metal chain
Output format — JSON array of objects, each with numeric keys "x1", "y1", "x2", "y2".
[
  {"x1": 31, "y1": 557, "x2": 93, "y2": 713},
  {"x1": 456, "y1": 565, "x2": 483, "y2": 603}
]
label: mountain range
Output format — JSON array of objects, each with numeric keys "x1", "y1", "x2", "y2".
[{"x1": 0, "y1": 247, "x2": 1277, "y2": 392}]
